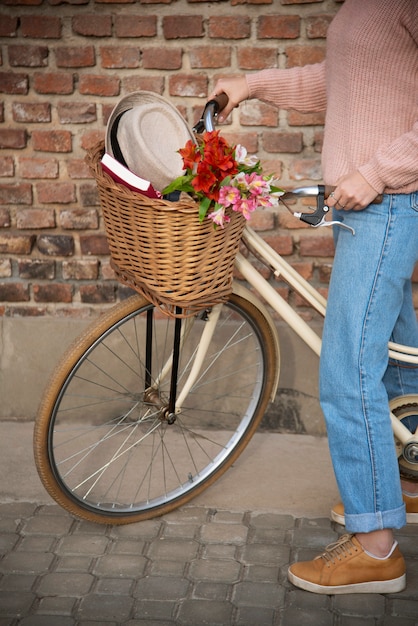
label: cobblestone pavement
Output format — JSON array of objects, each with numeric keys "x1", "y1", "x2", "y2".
[{"x1": 0, "y1": 502, "x2": 417, "y2": 625}]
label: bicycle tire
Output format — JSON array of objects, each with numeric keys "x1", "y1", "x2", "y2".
[
  {"x1": 390, "y1": 394, "x2": 418, "y2": 480},
  {"x1": 34, "y1": 291, "x2": 278, "y2": 524}
]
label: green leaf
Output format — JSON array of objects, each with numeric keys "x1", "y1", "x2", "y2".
[
  {"x1": 198, "y1": 196, "x2": 212, "y2": 223},
  {"x1": 162, "y1": 174, "x2": 194, "y2": 195}
]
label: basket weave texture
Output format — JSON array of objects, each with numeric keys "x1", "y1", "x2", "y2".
[{"x1": 86, "y1": 141, "x2": 246, "y2": 317}]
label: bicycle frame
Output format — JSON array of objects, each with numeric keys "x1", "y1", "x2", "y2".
[{"x1": 161, "y1": 98, "x2": 418, "y2": 461}]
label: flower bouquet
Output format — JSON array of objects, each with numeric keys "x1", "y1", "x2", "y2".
[{"x1": 163, "y1": 130, "x2": 283, "y2": 228}]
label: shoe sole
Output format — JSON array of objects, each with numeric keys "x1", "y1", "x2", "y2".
[
  {"x1": 288, "y1": 571, "x2": 406, "y2": 595},
  {"x1": 331, "y1": 511, "x2": 418, "y2": 526}
]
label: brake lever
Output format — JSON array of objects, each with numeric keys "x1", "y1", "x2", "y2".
[{"x1": 293, "y1": 185, "x2": 355, "y2": 235}]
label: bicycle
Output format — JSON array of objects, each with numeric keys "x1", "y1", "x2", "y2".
[{"x1": 33, "y1": 98, "x2": 418, "y2": 525}]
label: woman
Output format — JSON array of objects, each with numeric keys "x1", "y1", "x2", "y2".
[{"x1": 211, "y1": 0, "x2": 418, "y2": 594}]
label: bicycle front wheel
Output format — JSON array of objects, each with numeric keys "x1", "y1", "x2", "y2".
[{"x1": 34, "y1": 291, "x2": 278, "y2": 524}]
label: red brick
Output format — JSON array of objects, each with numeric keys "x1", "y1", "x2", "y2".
[
  {"x1": 263, "y1": 233, "x2": 293, "y2": 256},
  {"x1": 79, "y1": 284, "x2": 116, "y2": 304},
  {"x1": 240, "y1": 101, "x2": 279, "y2": 127},
  {"x1": 0, "y1": 157, "x2": 14, "y2": 178},
  {"x1": 314, "y1": 130, "x2": 324, "y2": 153},
  {"x1": 12, "y1": 102, "x2": 51, "y2": 123},
  {"x1": 100, "y1": 46, "x2": 140, "y2": 69},
  {"x1": 288, "y1": 110, "x2": 325, "y2": 126},
  {"x1": 282, "y1": 0, "x2": 322, "y2": 3},
  {"x1": 79, "y1": 75, "x2": 120, "y2": 97},
  {"x1": 318, "y1": 262, "x2": 332, "y2": 283},
  {"x1": 237, "y1": 47, "x2": 277, "y2": 70},
  {"x1": 0, "y1": 72, "x2": 29, "y2": 95},
  {"x1": 189, "y1": 46, "x2": 232, "y2": 69},
  {"x1": 37, "y1": 234, "x2": 74, "y2": 256},
  {"x1": 142, "y1": 48, "x2": 182, "y2": 70},
  {"x1": 80, "y1": 234, "x2": 109, "y2": 255},
  {"x1": 18, "y1": 259, "x2": 55, "y2": 280},
  {"x1": 286, "y1": 44, "x2": 325, "y2": 68},
  {"x1": 248, "y1": 209, "x2": 275, "y2": 232},
  {"x1": 0, "y1": 208, "x2": 10, "y2": 228},
  {"x1": 289, "y1": 158, "x2": 322, "y2": 181},
  {"x1": 66, "y1": 159, "x2": 91, "y2": 179},
  {"x1": 72, "y1": 14, "x2": 112, "y2": 37},
  {"x1": 57, "y1": 102, "x2": 97, "y2": 124},
  {"x1": 0, "y1": 283, "x2": 30, "y2": 302},
  {"x1": 20, "y1": 16, "x2": 61, "y2": 39},
  {"x1": 0, "y1": 15, "x2": 18, "y2": 37},
  {"x1": 290, "y1": 261, "x2": 313, "y2": 281},
  {"x1": 299, "y1": 234, "x2": 334, "y2": 257},
  {"x1": 257, "y1": 15, "x2": 300, "y2": 39},
  {"x1": 55, "y1": 46, "x2": 95, "y2": 68},
  {"x1": 80, "y1": 132, "x2": 105, "y2": 153},
  {"x1": 168, "y1": 74, "x2": 207, "y2": 98},
  {"x1": 114, "y1": 15, "x2": 157, "y2": 38},
  {"x1": 306, "y1": 15, "x2": 333, "y2": 39},
  {"x1": 62, "y1": 259, "x2": 98, "y2": 280},
  {"x1": 101, "y1": 258, "x2": 116, "y2": 280},
  {"x1": 3, "y1": 306, "x2": 48, "y2": 317},
  {"x1": 16, "y1": 208, "x2": 56, "y2": 229},
  {"x1": 34, "y1": 283, "x2": 73, "y2": 303},
  {"x1": 59, "y1": 209, "x2": 99, "y2": 230},
  {"x1": 32, "y1": 130, "x2": 72, "y2": 153},
  {"x1": 0, "y1": 129, "x2": 27, "y2": 149},
  {"x1": 34, "y1": 72, "x2": 74, "y2": 95},
  {"x1": 0, "y1": 183, "x2": 32, "y2": 205},
  {"x1": 0, "y1": 234, "x2": 35, "y2": 255},
  {"x1": 219, "y1": 131, "x2": 258, "y2": 155},
  {"x1": 263, "y1": 131, "x2": 303, "y2": 153},
  {"x1": 122, "y1": 75, "x2": 164, "y2": 95},
  {"x1": 209, "y1": 16, "x2": 251, "y2": 39},
  {"x1": 8, "y1": 45, "x2": 49, "y2": 67},
  {"x1": 19, "y1": 157, "x2": 58, "y2": 179},
  {"x1": 0, "y1": 259, "x2": 12, "y2": 278},
  {"x1": 163, "y1": 15, "x2": 203, "y2": 39},
  {"x1": 37, "y1": 182, "x2": 76, "y2": 204}
]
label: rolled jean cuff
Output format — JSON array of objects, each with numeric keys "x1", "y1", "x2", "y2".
[{"x1": 345, "y1": 504, "x2": 406, "y2": 534}]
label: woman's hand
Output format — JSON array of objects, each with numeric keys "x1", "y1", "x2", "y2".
[
  {"x1": 209, "y1": 76, "x2": 250, "y2": 122},
  {"x1": 326, "y1": 171, "x2": 380, "y2": 211}
]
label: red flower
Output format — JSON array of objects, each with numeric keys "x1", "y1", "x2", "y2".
[{"x1": 179, "y1": 140, "x2": 200, "y2": 170}]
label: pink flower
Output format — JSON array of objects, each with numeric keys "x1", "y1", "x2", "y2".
[
  {"x1": 219, "y1": 185, "x2": 240, "y2": 208},
  {"x1": 208, "y1": 206, "x2": 231, "y2": 228}
]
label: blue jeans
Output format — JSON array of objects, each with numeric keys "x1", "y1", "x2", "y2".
[{"x1": 319, "y1": 193, "x2": 418, "y2": 533}]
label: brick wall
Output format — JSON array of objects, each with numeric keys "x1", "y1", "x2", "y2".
[{"x1": 1, "y1": 0, "x2": 406, "y2": 322}]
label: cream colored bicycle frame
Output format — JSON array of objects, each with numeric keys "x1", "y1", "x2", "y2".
[{"x1": 169, "y1": 222, "x2": 418, "y2": 456}]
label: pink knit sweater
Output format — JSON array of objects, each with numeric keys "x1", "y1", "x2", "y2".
[{"x1": 246, "y1": 0, "x2": 418, "y2": 195}]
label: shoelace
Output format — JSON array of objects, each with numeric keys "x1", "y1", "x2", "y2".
[{"x1": 319, "y1": 534, "x2": 359, "y2": 566}]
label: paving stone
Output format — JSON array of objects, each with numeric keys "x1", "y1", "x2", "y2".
[
  {"x1": 233, "y1": 581, "x2": 284, "y2": 609},
  {"x1": 189, "y1": 557, "x2": 241, "y2": 583},
  {"x1": 199, "y1": 522, "x2": 248, "y2": 544},
  {"x1": 78, "y1": 593, "x2": 134, "y2": 621},
  {"x1": 148, "y1": 559, "x2": 186, "y2": 577},
  {"x1": 235, "y1": 605, "x2": 276, "y2": 626},
  {"x1": 109, "y1": 538, "x2": 146, "y2": 555},
  {"x1": 36, "y1": 596, "x2": 76, "y2": 616},
  {"x1": 132, "y1": 600, "x2": 176, "y2": 620},
  {"x1": 16, "y1": 535, "x2": 56, "y2": 552},
  {"x1": 176, "y1": 599, "x2": 234, "y2": 625},
  {"x1": 0, "y1": 535, "x2": 18, "y2": 554},
  {"x1": 22, "y1": 515, "x2": 73, "y2": 536},
  {"x1": 202, "y1": 543, "x2": 237, "y2": 560},
  {"x1": 55, "y1": 555, "x2": 93, "y2": 572},
  {"x1": 0, "y1": 551, "x2": 54, "y2": 574},
  {"x1": 146, "y1": 538, "x2": 199, "y2": 561},
  {"x1": 281, "y1": 607, "x2": 334, "y2": 625},
  {"x1": 19, "y1": 617, "x2": 75, "y2": 626},
  {"x1": 93, "y1": 554, "x2": 147, "y2": 578},
  {"x1": 109, "y1": 520, "x2": 161, "y2": 539},
  {"x1": 0, "y1": 591, "x2": 35, "y2": 617},
  {"x1": 133, "y1": 576, "x2": 190, "y2": 601},
  {"x1": 96, "y1": 576, "x2": 134, "y2": 595},
  {"x1": 241, "y1": 542, "x2": 290, "y2": 566},
  {"x1": 249, "y1": 512, "x2": 294, "y2": 529},
  {"x1": 37, "y1": 572, "x2": 95, "y2": 596},
  {"x1": 56, "y1": 534, "x2": 109, "y2": 556},
  {"x1": 242, "y1": 563, "x2": 280, "y2": 583},
  {"x1": 162, "y1": 523, "x2": 199, "y2": 539},
  {"x1": 334, "y1": 593, "x2": 386, "y2": 616},
  {"x1": 0, "y1": 573, "x2": 37, "y2": 591}
]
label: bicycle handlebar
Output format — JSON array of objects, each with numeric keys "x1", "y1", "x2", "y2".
[{"x1": 194, "y1": 96, "x2": 383, "y2": 231}]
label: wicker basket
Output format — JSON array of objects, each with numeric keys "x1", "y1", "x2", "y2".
[{"x1": 86, "y1": 141, "x2": 246, "y2": 317}]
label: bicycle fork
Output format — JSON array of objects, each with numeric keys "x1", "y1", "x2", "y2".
[{"x1": 143, "y1": 305, "x2": 223, "y2": 421}]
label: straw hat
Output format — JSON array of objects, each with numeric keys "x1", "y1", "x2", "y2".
[{"x1": 105, "y1": 91, "x2": 196, "y2": 192}]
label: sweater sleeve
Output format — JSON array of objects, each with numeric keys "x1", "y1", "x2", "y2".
[
  {"x1": 245, "y1": 62, "x2": 327, "y2": 113},
  {"x1": 358, "y1": 120, "x2": 418, "y2": 193}
]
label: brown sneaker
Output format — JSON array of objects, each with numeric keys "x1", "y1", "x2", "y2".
[
  {"x1": 288, "y1": 534, "x2": 406, "y2": 594},
  {"x1": 331, "y1": 497, "x2": 418, "y2": 525}
]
